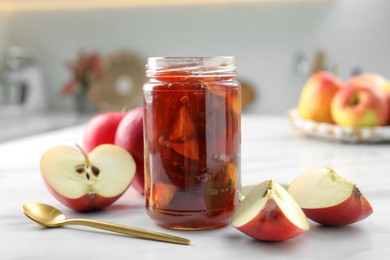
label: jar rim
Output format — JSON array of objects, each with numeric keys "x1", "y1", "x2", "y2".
[{"x1": 146, "y1": 56, "x2": 236, "y2": 77}]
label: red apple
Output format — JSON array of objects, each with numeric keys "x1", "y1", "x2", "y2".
[
  {"x1": 297, "y1": 71, "x2": 343, "y2": 124},
  {"x1": 382, "y1": 81, "x2": 390, "y2": 124},
  {"x1": 40, "y1": 144, "x2": 136, "y2": 211},
  {"x1": 348, "y1": 73, "x2": 390, "y2": 125},
  {"x1": 331, "y1": 82, "x2": 389, "y2": 127},
  {"x1": 231, "y1": 180, "x2": 309, "y2": 241},
  {"x1": 348, "y1": 73, "x2": 387, "y2": 89},
  {"x1": 288, "y1": 168, "x2": 373, "y2": 226},
  {"x1": 115, "y1": 107, "x2": 144, "y2": 194},
  {"x1": 83, "y1": 112, "x2": 126, "y2": 152}
]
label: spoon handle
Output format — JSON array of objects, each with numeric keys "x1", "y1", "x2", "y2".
[{"x1": 64, "y1": 219, "x2": 190, "y2": 245}]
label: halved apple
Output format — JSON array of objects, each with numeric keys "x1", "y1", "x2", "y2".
[
  {"x1": 232, "y1": 180, "x2": 309, "y2": 241},
  {"x1": 40, "y1": 144, "x2": 136, "y2": 211},
  {"x1": 288, "y1": 168, "x2": 373, "y2": 226}
]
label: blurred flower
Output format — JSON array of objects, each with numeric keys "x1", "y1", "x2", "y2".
[{"x1": 61, "y1": 51, "x2": 102, "y2": 96}]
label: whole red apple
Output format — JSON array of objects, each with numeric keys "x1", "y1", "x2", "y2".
[
  {"x1": 297, "y1": 71, "x2": 343, "y2": 124},
  {"x1": 232, "y1": 180, "x2": 309, "y2": 241},
  {"x1": 288, "y1": 168, "x2": 373, "y2": 226},
  {"x1": 83, "y1": 112, "x2": 126, "y2": 152},
  {"x1": 348, "y1": 73, "x2": 387, "y2": 89},
  {"x1": 382, "y1": 81, "x2": 390, "y2": 124},
  {"x1": 331, "y1": 82, "x2": 389, "y2": 127},
  {"x1": 349, "y1": 73, "x2": 390, "y2": 125},
  {"x1": 40, "y1": 144, "x2": 136, "y2": 211},
  {"x1": 115, "y1": 107, "x2": 144, "y2": 194}
]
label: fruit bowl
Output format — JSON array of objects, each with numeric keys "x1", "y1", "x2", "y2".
[{"x1": 288, "y1": 109, "x2": 390, "y2": 143}]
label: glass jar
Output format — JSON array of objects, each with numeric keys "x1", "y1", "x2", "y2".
[{"x1": 143, "y1": 57, "x2": 241, "y2": 230}]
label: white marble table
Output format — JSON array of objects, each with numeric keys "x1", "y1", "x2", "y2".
[
  {"x1": 1, "y1": 115, "x2": 389, "y2": 259},
  {"x1": 0, "y1": 112, "x2": 93, "y2": 143}
]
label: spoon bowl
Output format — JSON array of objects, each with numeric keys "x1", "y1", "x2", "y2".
[
  {"x1": 22, "y1": 202, "x2": 190, "y2": 245},
  {"x1": 23, "y1": 202, "x2": 66, "y2": 227}
]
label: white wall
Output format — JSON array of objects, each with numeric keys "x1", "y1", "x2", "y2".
[{"x1": 4, "y1": 0, "x2": 390, "y2": 114}]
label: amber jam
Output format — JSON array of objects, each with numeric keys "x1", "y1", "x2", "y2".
[{"x1": 143, "y1": 57, "x2": 241, "y2": 230}]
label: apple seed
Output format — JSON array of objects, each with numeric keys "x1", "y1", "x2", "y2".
[
  {"x1": 91, "y1": 166, "x2": 100, "y2": 177},
  {"x1": 75, "y1": 165, "x2": 85, "y2": 174}
]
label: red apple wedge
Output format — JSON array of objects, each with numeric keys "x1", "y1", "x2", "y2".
[
  {"x1": 288, "y1": 168, "x2": 373, "y2": 226},
  {"x1": 232, "y1": 180, "x2": 309, "y2": 241},
  {"x1": 40, "y1": 144, "x2": 136, "y2": 211}
]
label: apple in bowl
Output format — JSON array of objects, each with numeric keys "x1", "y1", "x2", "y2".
[
  {"x1": 40, "y1": 144, "x2": 136, "y2": 211},
  {"x1": 232, "y1": 180, "x2": 309, "y2": 241},
  {"x1": 297, "y1": 71, "x2": 343, "y2": 124},
  {"x1": 348, "y1": 73, "x2": 390, "y2": 125},
  {"x1": 348, "y1": 73, "x2": 387, "y2": 89},
  {"x1": 288, "y1": 168, "x2": 373, "y2": 226},
  {"x1": 331, "y1": 81, "x2": 389, "y2": 127}
]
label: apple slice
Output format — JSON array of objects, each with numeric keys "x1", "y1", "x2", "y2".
[
  {"x1": 40, "y1": 144, "x2": 136, "y2": 212},
  {"x1": 168, "y1": 106, "x2": 200, "y2": 160},
  {"x1": 169, "y1": 106, "x2": 196, "y2": 141},
  {"x1": 152, "y1": 182, "x2": 177, "y2": 209},
  {"x1": 287, "y1": 168, "x2": 373, "y2": 226},
  {"x1": 232, "y1": 180, "x2": 309, "y2": 241},
  {"x1": 169, "y1": 139, "x2": 199, "y2": 161}
]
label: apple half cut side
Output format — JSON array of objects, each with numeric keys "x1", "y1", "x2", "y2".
[
  {"x1": 40, "y1": 144, "x2": 136, "y2": 212},
  {"x1": 232, "y1": 180, "x2": 309, "y2": 241},
  {"x1": 287, "y1": 168, "x2": 373, "y2": 226}
]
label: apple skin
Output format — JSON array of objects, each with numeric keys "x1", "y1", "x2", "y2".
[
  {"x1": 232, "y1": 180, "x2": 309, "y2": 241},
  {"x1": 302, "y1": 187, "x2": 373, "y2": 226},
  {"x1": 83, "y1": 112, "x2": 127, "y2": 152},
  {"x1": 40, "y1": 144, "x2": 136, "y2": 212},
  {"x1": 348, "y1": 73, "x2": 390, "y2": 124},
  {"x1": 115, "y1": 107, "x2": 144, "y2": 194},
  {"x1": 42, "y1": 182, "x2": 124, "y2": 212},
  {"x1": 382, "y1": 81, "x2": 390, "y2": 124},
  {"x1": 235, "y1": 199, "x2": 308, "y2": 241},
  {"x1": 288, "y1": 168, "x2": 373, "y2": 226},
  {"x1": 348, "y1": 73, "x2": 387, "y2": 89},
  {"x1": 297, "y1": 71, "x2": 343, "y2": 124},
  {"x1": 331, "y1": 82, "x2": 389, "y2": 127}
]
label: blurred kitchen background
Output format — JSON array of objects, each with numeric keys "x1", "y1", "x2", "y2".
[{"x1": 0, "y1": 0, "x2": 389, "y2": 141}]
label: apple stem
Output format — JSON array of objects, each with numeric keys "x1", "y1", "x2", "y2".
[{"x1": 75, "y1": 144, "x2": 91, "y2": 165}]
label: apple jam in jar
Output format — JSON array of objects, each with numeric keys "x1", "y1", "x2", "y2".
[{"x1": 143, "y1": 57, "x2": 241, "y2": 230}]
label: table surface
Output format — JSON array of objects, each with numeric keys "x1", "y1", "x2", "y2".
[
  {"x1": 1, "y1": 115, "x2": 389, "y2": 259},
  {"x1": 0, "y1": 112, "x2": 92, "y2": 143}
]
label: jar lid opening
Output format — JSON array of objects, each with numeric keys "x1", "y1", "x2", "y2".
[{"x1": 146, "y1": 56, "x2": 236, "y2": 77}]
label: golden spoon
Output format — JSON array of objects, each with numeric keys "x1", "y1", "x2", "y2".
[{"x1": 22, "y1": 202, "x2": 190, "y2": 245}]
